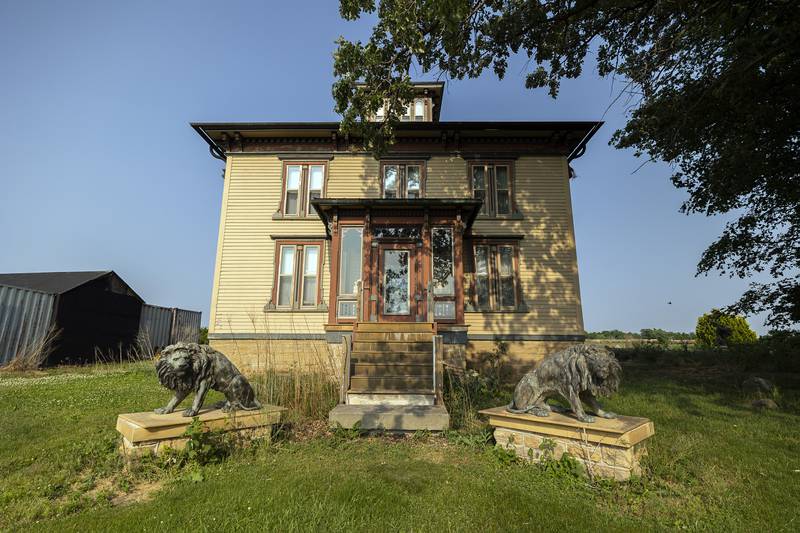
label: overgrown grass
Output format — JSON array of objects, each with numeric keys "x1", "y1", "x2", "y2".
[{"x1": 0, "y1": 350, "x2": 799, "y2": 531}]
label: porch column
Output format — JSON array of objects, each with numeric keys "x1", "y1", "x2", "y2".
[
  {"x1": 326, "y1": 209, "x2": 340, "y2": 326},
  {"x1": 422, "y1": 209, "x2": 431, "y2": 322},
  {"x1": 362, "y1": 210, "x2": 374, "y2": 322},
  {"x1": 454, "y1": 210, "x2": 466, "y2": 324}
]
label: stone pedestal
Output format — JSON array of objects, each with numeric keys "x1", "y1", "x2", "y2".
[
  {"x1": 116, "y1": 405, "x2": 286, "y2": 457},
  {"x1": 479, "y1": 406, "x2": 655, "y2": 481}
]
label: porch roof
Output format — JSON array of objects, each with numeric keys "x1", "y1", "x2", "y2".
[{"x1": 310, "y1": 198, "x2": 483, "y2": 238}]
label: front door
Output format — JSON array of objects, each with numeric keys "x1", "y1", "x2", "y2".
[{"x1": 378, "y1": 244, "x2": 417, "y2": 321}]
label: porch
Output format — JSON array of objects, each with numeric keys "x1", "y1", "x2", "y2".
[
  {"x1": 311, "y1": 198, "x2": 481, "y2": 333},
  {"x1": 312, "y1": 198, "x2": 481, "y2": 431}
]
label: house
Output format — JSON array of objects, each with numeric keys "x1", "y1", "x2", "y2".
[
  {"x1": 193, "y1": 82, "x2": 600, "y2": 429},
  {"x1": 0, "y1": 270, "x2": 202, "y2": 366}
]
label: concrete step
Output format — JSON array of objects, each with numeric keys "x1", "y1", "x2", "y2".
[
  {"x1": 351, "y1": 351, "x2": 431, "y2": 364},
  {"x1": 349, "y1": 375, "x2": 433, "y2": 391},
  {"x1": 352, "y1": 341, "x2": 432, "y2": 353},
  {"x1": 346, "y1": 392, "x2": 434, "y2": 406},
  {"x1": 355, "y1": 332, "x2": 433, "y2": 342},
  {"x1": 354, "y1": 322, "x2": 435, "y2": 333},
  {"x1": 352, "y1": 362, "x2": 432, "y2": 377},
  {"x1": 329, "y1": 404, "x2": 449, "y2": 431}
]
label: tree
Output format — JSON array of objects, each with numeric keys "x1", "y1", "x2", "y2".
[
  {"x1": 696, "y1": 309, "x2": 758, "y2": 348},
  {"x1": 333, "y1": 1, "x2": 800, "y2": 327}
]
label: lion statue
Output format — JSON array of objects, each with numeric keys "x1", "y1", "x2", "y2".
[
  {"x1": 154, "y1": 342, "x2": 261, "y2": 417},
  {"x1": 507, "y1": 344, "x2": 621, "y2": 423}
]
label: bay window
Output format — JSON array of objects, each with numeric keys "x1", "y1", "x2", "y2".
[
  {"x1": 281, "y1": 162, "x2": 326, "y2": 216},
  {"x1": 470, "y1": 163, "x2": 514, "y2": 217}
]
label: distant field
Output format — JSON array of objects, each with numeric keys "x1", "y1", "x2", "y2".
[{"x1": 0, "y1": 353, "x2": 798, "y2": 531}]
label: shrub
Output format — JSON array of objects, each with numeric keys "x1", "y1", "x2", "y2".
[{"x1": 696, "y1": 309, "x2": 758, "y2": 348}]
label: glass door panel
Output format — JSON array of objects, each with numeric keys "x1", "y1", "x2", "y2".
[{"x1": 382, "y1": 250, "x2": 410, "y2": 315}]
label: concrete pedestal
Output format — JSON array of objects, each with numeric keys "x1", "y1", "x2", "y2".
[
  {"x1": 480, "y1": 406, "x2": 655, "y2": 480},
  {"x1": 116, "y1": 405, "x2": 285, "y2": 457}
]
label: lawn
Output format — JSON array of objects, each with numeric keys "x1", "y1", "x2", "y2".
[{"x1": 0, "y1": 355, "x2": 798, "y2": 532}]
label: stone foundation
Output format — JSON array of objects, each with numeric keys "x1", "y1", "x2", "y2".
[
  {"x1": 116, "y1": 405, "x2": 285, "y2": 457},
  {"x1": 467, "y1": 340, "x2": 580, "y2": 380},
  {"x1": 209, "y1": 339, "x2": 343, "y2": 376},
  {"x1": 480, "y1": 406, "x2": 654, "y2": 481}
]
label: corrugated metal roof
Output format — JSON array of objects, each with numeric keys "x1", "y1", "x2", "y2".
[{"x1": 0, "y1": 271, "x2": 112, "y2": 294}]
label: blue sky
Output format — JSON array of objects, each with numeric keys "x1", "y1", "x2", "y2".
[{"x1": 0, "y1": 1, "x2": 770, "y2": 333}]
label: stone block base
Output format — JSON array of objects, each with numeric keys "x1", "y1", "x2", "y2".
[
  {"x1": 329, "y1": 404, "x2": 450, "y2": 432},
  {"x1": 116, "y1": 405, "x2": 286, "y2": 457},
  {"x1": 480, "y1": 406, "x2": 654, "y2": 481}
]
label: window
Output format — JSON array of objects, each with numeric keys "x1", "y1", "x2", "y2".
[
  {"x1": 470, "y1": 163, "x2": 513, "y2": 216},
  {"x1": 381, "y1": 162, "x2": 425, "y2": 199},
  {"x1": 301, "y1": 246, "x2": 319, "y2": 306},
  {"x1": 281, "y1": 162, "x2": 326, "y2": 216},
  {"x1": 432, "y1": 227, "x2": 455, "y2": 319},
  {"x1": 372, "y1": 98, "x2": 430, "y2": 122},
  {"x1": 284, "y1": 165, "x2": 302, "y2": 216},
  {"x1": 337, "y1": 227, "x2": 363, "y2": 319},
  {"x1": 273, "y1": 242, "x2": 323, "y2": 309},
  {"x1": 474, "y1": 245, "x2": 490, "y2": 309},
  {"x1": 414, "y1": 99, "x2": 425, "y2": 121},
  {"x1": 471, "y1": 243, "x2": 519, "y2": 310},
  {"x1": 277, "y1": 246, "x2": 295, "y2": 307}
]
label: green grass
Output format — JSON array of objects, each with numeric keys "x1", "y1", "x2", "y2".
[{"x1": 1, "y1": 358, "x2": 799, "y2": 532}]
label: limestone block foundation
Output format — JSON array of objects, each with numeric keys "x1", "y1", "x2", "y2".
[
  {"x1": 116, "y1": 405, "x2": 285, "y2": 457},
  {"x1": 209, "y1": 339, "x2": 343, "y2": 376},
  {"x1": 467, "y1": 340, "x2": 581, "y2": 381},
  {"x1": 480, "y1": 406, "x2": 654, "y2": 481}
]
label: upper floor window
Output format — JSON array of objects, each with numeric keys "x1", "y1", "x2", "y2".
[
  {"x1": 374, "y1": 98, "x2": 430, "y2": 122},
  {"x1": 274, "y1": 241, "x2": 324, "y2": 309},
  {"x1": 470, "y1": 163, "x2": 514, "y2": 217},
  {"x1": 472, "y1": 242, "x2": 519, "y2": 310},
  {"x1": 282, "y1": 163, "x2": 326, "y2": 217},
  {"x1": 381, "y1": 162, "x2": 425, "y2": 199}
]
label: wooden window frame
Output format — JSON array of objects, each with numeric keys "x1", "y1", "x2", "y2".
[
  {"x1": 470, "y1": 241, "x2": 521, "y2": 311},
  {"x1": 336, "y1": 226, "x2": 364, "y2": 321},
  {"x1": 380, "y1": 161, "x2": 426, "y2": 199},
  {"x1": 468, "y1": 162, "x2": 516, "y2": 218},
  {"x1": 431, "y1": 226, "x2": 457, "y2": 321},
  {"x1": 279, "y1": 162, "x2": 328, "y2": 218},
  {"x1": 271, "y1": 240, "x2": 325, "y2": 309}
]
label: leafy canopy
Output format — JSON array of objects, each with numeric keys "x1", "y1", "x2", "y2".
[
  {"x1": 333, "y1": 1, "x2": 800, "y2": 327},
  {"x1": 696, "y1": 309, "x2": 758, "y2": 348}
]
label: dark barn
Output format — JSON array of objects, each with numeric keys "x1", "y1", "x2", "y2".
[{"x1": 0, "y1": 271, "x2": 144, "y2": 364}]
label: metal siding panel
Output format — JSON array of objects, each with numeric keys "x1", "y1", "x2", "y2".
[
  {"x1": 138, "y1": 304, "x2": 173, "y2": 348},
  {"x1": 0, "y1": 285, "x2": 56, "y2": 365},
  {"x1": 171, "y1": 308, "x2": 201, "y2": 343}
]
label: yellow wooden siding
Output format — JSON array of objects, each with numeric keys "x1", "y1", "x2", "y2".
[
  {"x1": 327, "y1": 154, "x2": 380, "y2": 197},
  {"x1": 466, "y1": 156, "x2": 582, "y2": 335},
  {"x1": 210, "y1": 153, "x2": 583, "y2": 337},
  {"x1": 211, "y1": 155, "x2": 329, "y2": 335},
  {"x1": 427, "y1": 156, "x2": 470, "y2": 197}
]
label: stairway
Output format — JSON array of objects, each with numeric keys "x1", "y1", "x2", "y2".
[{"x1": 329, "y1": 322, "x2": 449, "y2": 431}]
